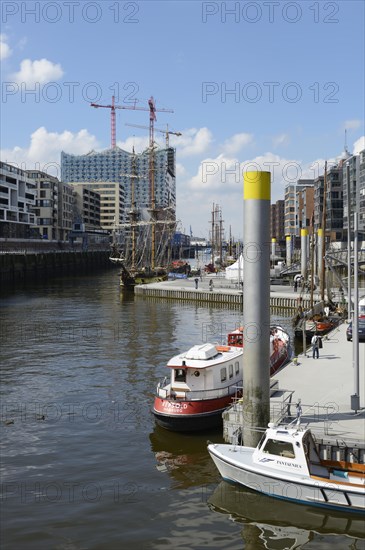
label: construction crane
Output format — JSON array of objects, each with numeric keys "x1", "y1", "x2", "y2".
[
  {"x1": 90, "y1": 95, "x2": 150, "y2": 149},
  {"x1": 125, "y1": 123, "x2": 182, "y2": 148},
  {"x1": 147, "y1": 96, "x2": 174, "y2": 148}
]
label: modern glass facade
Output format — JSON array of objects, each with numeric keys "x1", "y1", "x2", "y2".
[{"x1": 61, "y1": 146, "x2": 176, "y2": 230}]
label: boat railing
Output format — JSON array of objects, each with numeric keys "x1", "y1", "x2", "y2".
[
  {"x1": 283, "y1": 402, "x2": 350, "y2": 436},
  {"x1": 156, "y1": 380, "x2": 242, "y2": 401},
  {"x1": 184, "y1": 382, "x2": 242, "y2": 401}
]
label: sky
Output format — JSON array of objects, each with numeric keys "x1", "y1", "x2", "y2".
[{"x1": 1, "y1": 0, "x2": 364, "y2": 238}]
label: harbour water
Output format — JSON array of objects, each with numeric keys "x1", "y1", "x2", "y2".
[{"x1": 1, "y1": 270, "x2": 362, "y2": 549}]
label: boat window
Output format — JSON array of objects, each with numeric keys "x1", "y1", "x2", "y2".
[
  {"x1": 263, "y1": 439, "x2": 295, "y2": 458},
  {"x1": 220, "y1": 367, "x2": 227, "y2": 382},
  {"x1": 229, "y1": 364, "x2": 233, "y2": 379},
  {"x1": 228, "y1": 334, "x2": 243, "y2": 346},
  {"x1": 235, "y1": 361, "x2": 240, "y2": 374},
  {"x1": 174, "y1": 369, "x2": 186, "y2": 382}
]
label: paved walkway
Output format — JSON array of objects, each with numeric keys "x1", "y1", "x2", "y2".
[{"x1": 273, "y1": 322, "x2": 365, "y2": 442}]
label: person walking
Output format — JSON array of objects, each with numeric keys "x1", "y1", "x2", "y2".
[
  {"x1": 209, "y1": 279, "x2": 214, "y2": 292},
  {"x1": 194, "y1": 277, "x2": 199, "y2": 290},
  {"x1": 311, "y1": 333, "x2": 320, "y2": 359},
  {"x1": 294, "y1": 279, "x2": 298, "y2": 293}
]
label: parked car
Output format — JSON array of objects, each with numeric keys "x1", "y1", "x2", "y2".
[{"x1": 346, "y1": 318, "x2": 365, "y2": 341}]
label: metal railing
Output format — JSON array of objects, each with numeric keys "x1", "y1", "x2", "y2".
[{"x1": 156, "y1": 379, "x2": 242, "y2": 401}]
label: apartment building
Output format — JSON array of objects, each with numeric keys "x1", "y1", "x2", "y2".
[
  {"x1": 72, "y1": 184, "x2": 101, "y2": 230},
  {"x1": 0, "y1": 162, "x2": 37, "y2": 238},
  {"x1": 26, "y1": 170, "x2": 74, "y2": 240}
]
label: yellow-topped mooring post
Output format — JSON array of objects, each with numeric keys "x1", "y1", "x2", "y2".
[
  {"x1": 317, "y1": 228, "x2": 324, "y2": 283},
  {"x1": 271, "y1": 238, "x2": 276, "y2": 269},
  {"x1": 242, "y1": 171, "x2": 271, "y2": 447},
  {"x1": 286, "y1": 235, "x2": 292, "y2": 267},
  {"x1": 301, "y1": 228, "x2": 308, "y2": 280}
]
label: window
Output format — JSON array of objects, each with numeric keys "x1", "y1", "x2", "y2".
[
  {"x1": 263, "y1": 439, "x2": 295, "y2": 458},
  {"x1": 174, "y1": 369, "x2": 186, "y2": 382},
  {"x1": 220, "y1": 368, "x2": 227, "y2": 382},
  {"x1": 229, "y1": 364, "x2": 233, "y2": 379},
  {"x1": 235, "y1": 361, "x2": 240, "y2": 375}
]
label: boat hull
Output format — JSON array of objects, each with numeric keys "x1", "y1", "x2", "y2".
[
  {"x1": 120, "y1": 271, "x2": 168, "y2": 289},
  {"x1": 208, "y1": 445, "x2": 365, "y2": 513},
  {"x1": 153, "y1": 394, "x2": 235, "y2": 432}
]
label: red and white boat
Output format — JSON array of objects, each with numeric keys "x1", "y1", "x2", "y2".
[{"x1": 153, "y1": 326, "x2": 291, "y2": 432}]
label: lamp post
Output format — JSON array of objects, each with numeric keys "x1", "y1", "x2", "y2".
[{"x1": 346, "y1": 162, "x2": 352, "y2": 322}]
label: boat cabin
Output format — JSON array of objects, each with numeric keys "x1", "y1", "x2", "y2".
[
  {"x1": 252, "y1": 425, "x2": 317, "y2": 477},
  {"x1": 160, "y1": 343, "x2": 243, "y2": 400}
]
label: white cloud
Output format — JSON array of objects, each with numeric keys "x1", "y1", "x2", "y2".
[
  {"x1": 353, "y1": 136, "x2": 365, "y2": 155},
  {"x1": 186, "y1": 151, "x2": 307, "y2": 198},
  {"x1": 119, "y1": 126, "x2": 212, "y2": 158},
  {"x1": 0, "y1": 34, "x2": 12, "y2": 60},
  {"x1": 343, "y1": 119, "x2": 362, "y2": 131},
  {"x1": 11, "y1": 58, "x2": 64, "y2": 85},
  {"x1": 187, "y1": 154, "x2": 241, "y2": 192},
  {"x1": 176, "y1": 163, "x2": 187, "y2": 177},
  {"x1": 117, "y1": 135, "x2": 151, "y2": 153},
  {"x1": 1, "y1": 127, "x2": 99, "y2": 177},
  {"x1": 173, "y1": 127, "x2": 213, "y2": 157},
  {"x1": 272, "y1": 133, "x2": 289, "y2": 148},
  {"x1": 221, "y1": 133, "x2": 253, "y2": 155}
]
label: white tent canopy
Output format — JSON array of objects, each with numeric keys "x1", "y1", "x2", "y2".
[{"x1": 225, "y1": 254, "x2": 244, "y2": 281}]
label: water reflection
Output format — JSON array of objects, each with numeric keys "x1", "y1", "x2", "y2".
[
  {"x1": 149, "y1": 424, "x2": 220, "y2": 489},
  {"x1": 208, "y1": 481, "x2": 365, "y2": 547}
]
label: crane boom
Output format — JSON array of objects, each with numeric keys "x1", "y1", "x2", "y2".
[
  {"x1": 90, "y1": 95, "x2": 174, "y2": 149},
  {"x1": 125, "y1": 123, "x2": 181, "y2": 148},
  {"x1": 90, "y1": 96, "x2": 150, "y2": 148}
]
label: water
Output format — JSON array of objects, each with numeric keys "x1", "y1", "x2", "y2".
[{"x1": 0, "y1": 271, "x2": 362, "y2": 550}]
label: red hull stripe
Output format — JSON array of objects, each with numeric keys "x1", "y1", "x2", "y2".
[{"x1": 153, "y1": 394, "x2": 234, "y2": 416}]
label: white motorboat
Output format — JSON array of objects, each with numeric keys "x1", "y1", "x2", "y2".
[{"x1": 208, "y1": 423, "x2": 365, "y2": 513}]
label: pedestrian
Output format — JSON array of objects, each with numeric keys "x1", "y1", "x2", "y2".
[
  {"x1": 209, "y1": 279, "x2": 214, "y2": 292},
  {"x1": 311, "y1": 333, "x2": 320, "y2": 359},
  {"x1": 194, "y1": 277, "x2": 199, "y2": 290},
  {"x1": 294, "y1": 279, "x2": 298, "y2": 292}
]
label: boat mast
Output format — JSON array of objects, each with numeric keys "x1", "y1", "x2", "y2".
[
  {"x1": 211, "y1": 203, "x2": 215, "y2": 266},
  {"x1": 131, "y1": 147, "x2": 137, "y2": 272},
  {"x1": 310, "y1": 213, "x2": 315, "y2": 311},
  {"x1": 149, "y1": 103, "x2": 156, "y2": 270},
  {"x1": 320, "y1": 161, "x2": 327, "y2": 302}
]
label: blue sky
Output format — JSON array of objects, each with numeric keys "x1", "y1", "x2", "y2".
[{"x1": 1, "y1": 0, "x2": 364, "y2": 237}]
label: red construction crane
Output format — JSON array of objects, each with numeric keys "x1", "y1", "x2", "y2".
[
  {"x1": 125, "y1": 123, "x2": 182, "y2": 148},
  {"x1": 90, "y1": 95, "x2": 150, "y2": 149}
]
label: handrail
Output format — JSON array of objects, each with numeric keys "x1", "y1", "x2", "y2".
[{"x1": 157, "y1": 380, "x2": 242, "y2": 401}]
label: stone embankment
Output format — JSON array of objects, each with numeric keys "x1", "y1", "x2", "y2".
[{"x1": 0, "y1": 249, "x2": 113, "y2": 284}]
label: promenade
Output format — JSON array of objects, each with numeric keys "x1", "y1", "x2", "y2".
[
  {"x1": 224, "y1": 322, "x2": 365, "y2": 460},
  {"x1": 134, "y1": 274, "x2": 323, "y2": 310}
]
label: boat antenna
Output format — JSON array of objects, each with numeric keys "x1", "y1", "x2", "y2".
[{"x1": 296, "y1": 399, "x2": 302, "y2": 426}]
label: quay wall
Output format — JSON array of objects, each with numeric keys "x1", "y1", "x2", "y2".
[
  {"x1": 0, "y1": 250, "x2": 113, "y2": 284},
  {"x1": 134, "y1": 285, "x2": 317, "y2": 310}
]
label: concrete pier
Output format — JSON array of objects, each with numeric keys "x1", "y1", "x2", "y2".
[
  {"x1": 223, "y1": 322, "x2": 365, "y2": 461},
  {"x1": 134, "y1": 277, "x2": 316, "y2": 310}
]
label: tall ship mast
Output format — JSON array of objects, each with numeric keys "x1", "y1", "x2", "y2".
[{"x1": 109, "y1": 98, "x2": 180, "y2": 289}]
